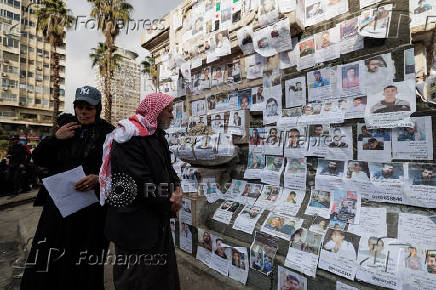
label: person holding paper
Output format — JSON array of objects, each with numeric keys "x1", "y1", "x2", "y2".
[
  {"x1": 101, "y1": 93, "x2": 182, "y2": 290},
  {"x1": 21, "y1": 86, "x2": 115, "y2": 290}
]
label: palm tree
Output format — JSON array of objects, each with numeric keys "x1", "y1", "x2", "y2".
[
  {"x1": 141, "y1": 56, "x2": 158, "y2": 91},
  {"x1": 89, "y1": 43, "x2": 122, "y2": 94},
  {"x1": 35, "y1": 0, "x2": 74, "y2": 131},
  {"x1": 88, "y1": 0, "x2": 133, "y2": 123}
]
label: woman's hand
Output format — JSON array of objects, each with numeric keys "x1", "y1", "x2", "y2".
[
  {"x1": 55, "y1": 122, "x2": 81, "y2": 140},
  {"x1": 75, "y1": 174, "x2": 99, "y2": 192}
]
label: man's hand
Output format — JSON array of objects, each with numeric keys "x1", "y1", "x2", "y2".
[
  {"x1": 170, "y1": 186, "x2": 183, "y2": 213},
  {"x1": 75, "y1": 174, "x2": 99, "y2": 192},
  {"x1": 55, "y1": 122, "x2": 81, "y2": 140}
]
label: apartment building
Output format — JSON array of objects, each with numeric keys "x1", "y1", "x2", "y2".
[
  {"x1": 97, "y1": 47, "x2": 140, "y2": 125},
  {"x1": 0, "y1": 0, "x2": 66, "y2": 138}
]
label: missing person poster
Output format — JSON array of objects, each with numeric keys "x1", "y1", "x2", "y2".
[
  {"x1": 307, "y1": 67, "x2": 337, "y2": 102},
  {"x1": 257, "y1": 0, "x2": 279, "y2": 27},
  {"x1": 232, "y1": 205, "x2": 264, "y2": 234},
  {"x1": 263, "y1": 85, "x2": 283, "y2": 125},
  {"x1": 356, "y1": 237, "x2": 402, "y2": 289},
  {"x1": 329, "y1": 189, "x2": 361, "y2": 225},
  {"x1": 261, "y1": 213, "x2": 303, "y2": 241},
  {"x1": 325, "y1": 126, "x2": 353, "y2": 161},
  {"x1": 360, "y1": 53, "x2": 395, "y2": 93},
  {"x1": 315, "y1": 159, "x2": 345, "y2": 191},
  {"x1": 392, "y1": 116, "x2": 433, "y2": 160},
  {"x1": 264, "y1": 127, "x2": 284, "y2": 155},
  {"x1": 213, "y1": 200, "x2": 240, "y2": 224},
  {"x1": 253, "y1": 26, "x2": 277, "y2": 57},
  {"x1": 358, "y1": 4, "x2": 392, "y2": 38},
  {"x1": 210, "y1": 236, "x2": 231, "y2": 276},
  {"x1": 285, "y1": 77, "x2": 307, "y2": 108},
  {"x1": 254, "y1": 185, "x2": 283, "y2": 210},
  {"x1": 306, "y1": 124, "x2": 330, "y2": 157},
  {"x1": 404, "y1": 163, "x2": 436, "y2": 208},
  {"x1": 357, "y1": 124, "x2": 392, "y2": 162},
  {"x1": 276, "y1": 188, "x2": 305, "y2": 216},
  {"x1": 284, "y1": 158, "x2": 307, "y2": 190},
  {"x1": 338, "y1": 17, "x2": 364, "y2": 55},
  {"x1": 197, "y1": 228, "x2": 214, "y2": 266},
  {"x1": 318, "y1": 229, "x2": 361, "y2": 280},
  {"x1": 179, "y1": 220, "x2": 193, "y2": 254},
  {"x1": 365, "y1": 80, "x2": 416, "y2": 129},
  {"x1": 238, "y1": 183, "x2": 263, "y2": 205},
  {"x1": 237, "y1": 25, "x2": 255, "y2": 55},
  {"x1": 180, "y1": 198, "x2": 193, "y2": 225},
  {"x1": 250, "y1": 231, "x2": 278, "y2": 276},
  {"x1": 228, "y1": 110, "x2": 246, "y2": 136},
  {"x1": 246, "y1": 54, "x2": 265, "y2": 79},
  {"x1": 269, "y1": 18, "x2": 294, "y2": 53},
  {"x1": 194, "y1": 134, "x2": 219, "y2": 160},
  {"x1": 314, "y1": 26, "x2": 340, "y2": 63},
  {"x1": 284, "y1": 228, "x2": 323, "y2": 277},
  {"x1": 398, "y1": 245, "x2": 436, "y2": 290},
  {"x1": 368, "y1": 162, "x2": 405, "y2": 204},
  {"x1": 262, "y1": 156, "x2": 285, "y2": 185},
  {"x1": 228, "y1": 247, "x2": 249, "y2": 284},
  {"x1": 337, "y1": 61, "x2": 364, "y2": 97},
  {"x1": 244, "y1": 151, "x2": 265, "y2": 179},
  {"x1": 305, "y1": 188, "x2": 331, "y2": 219},
  {"x1": 410, "y1": 0, "x2": 436, "y2": 28},
  {"x1": 284, "y1": 127, "x2": 307, "y2": 158},
  {"x1": 277, "y1": 265, "x2": 308, "y2": 290},
  {"x1": 297, "y1": 36, "x2": 316, "y2": 70}
]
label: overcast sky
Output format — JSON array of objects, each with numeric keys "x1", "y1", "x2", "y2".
[{"x1": 65, "y1": 0, "x2": 180, "y2": 113}]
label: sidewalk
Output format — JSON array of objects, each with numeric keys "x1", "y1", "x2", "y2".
[
  {"x1": 0, "y1": 189, "x2": 38, "y2": 210},
  {"x1": 11, "y1": 199, "x2": 252, "y2": 290}
]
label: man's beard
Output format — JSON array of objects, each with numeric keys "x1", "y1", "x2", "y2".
[{"x1": 158, "y1": 120, "x2": 171, "y2": 130}]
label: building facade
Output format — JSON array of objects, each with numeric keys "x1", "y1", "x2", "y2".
[
  {"x1": 0, "y1": 0, "x2": 66, "y2": 138},
  {"x1": 97, "y1": 47, "x2": 141, "y2": 125}
]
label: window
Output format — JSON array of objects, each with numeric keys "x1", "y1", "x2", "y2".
[
  {"x1": 1, "y1": 93, "x2": 17, "y2": 102},
  {"x1": 35, "y1": 99, "x2": 41, "y2": 104},
  {"x1": 37, "y1": 48, "x2": 42, "y2": 54},
  {"x1": 37, "y1": 36, "x2": 42, "y2": 42},
  {"x1": 28, "y1": 47, "x2": 34, "y2": 52},
  {"x1": 41, "y1": 115, "x2": 51, "y2": 121},
  {"x1": 21, "y1": 32, "x2": 27, "y2": 38},
  {"x1": 42, "y1": 100, "x2": 48, "y2": 105},
  {"x1": 3, "y1": 37, "x2": 19, "y2": 48},
  {"x1": 27, "y1": 85, "x2": 33, "y2": 90},
  {"x1": 6, "y1": 65, "x2": 18, "y2": 74},
  {"x1": 27, "y1": 72, "x2": 33, "y2": 78},
  {"x1": 43, "y1": 87, "x2": 49, "y2": 94},
  {"x1": 20, "y1": 57, "x2": 26, "y2": 63},
  {"x1": 20, "y1": 113, "x2": 37, "y2": 120},
  {"x1": 43, "y1": 64, "x2": 49, "y2": 68},
  {"x1": 35, "y1": 86, "x2": 41, "y2": 93},
  {"x1": 19, "y1": 83, "x2": 26, "y2": 89},
  {"x1": 26, "y1": 98, "x2": 33, "y2": 104},
  {"x1": 60, "y1": 89, "x2": 65, "y2": 96},
  {"x1": 28, "y1": 34, "x2": 34, "y2": 39},
  {"x1": 28, "y1": 60, "x2": 34, "y2": 65},
  {"x1": 20, "y1": 45, "x2": 27, "y2": 53},
  {"x1": 43, "y1": 76, "x2": 49, "y2": 81},
  {"x1": 20, "y1": 70, "x2": 26, "y2": 78},
  {"x1": 0, "y1": 111, "x2": 16, "y2": 117}
]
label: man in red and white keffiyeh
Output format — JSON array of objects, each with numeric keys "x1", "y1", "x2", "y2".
[
  {"x1": 99, "y1": 92, "x2": 180, "y2": 206},
  {"x1": 101, "y1": 93, "x2": 183, "y2": 290}
]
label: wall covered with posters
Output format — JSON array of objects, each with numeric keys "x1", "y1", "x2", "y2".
[{"x1": 143, "y1": 0, "x2": 436, "y2": 289}]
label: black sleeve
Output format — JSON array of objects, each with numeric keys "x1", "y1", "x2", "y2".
[
  {"x1": 110, "y1": 138, "x2": 173, "y2": 216},
  {"x1": 31, "y1": 136, "x2": 66, "y2": 168}
]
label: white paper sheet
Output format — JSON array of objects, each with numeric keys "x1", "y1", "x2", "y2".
[
  {"x1": 228, "y1": 247, "x2": 249, "y2": 284},
  {"x1": 392, "y1": 116, "x2": 433, "y2": 160},
  {"x1": 318, "y1": 229, "x2": 360, "y2": 280},
  {"x1": 232, "y1": 205, "x2": 264, "y2": 234},
  {"x1": 275, "y1": 188, "x2": 304, "y2": 216},
  {"x1": 404, "y1": 163, "x2": 436, "y2": 208},
  {"x1": 42, "y1": 166, "x2": 98, "y2": 218},
  {"x1": 284, "y1": 228, "x2": 322, "y2": 277},
  {"x1": 284, "y1": 157, "x2": 307, "y2": 190}
]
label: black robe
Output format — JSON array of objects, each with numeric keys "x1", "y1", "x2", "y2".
[
  {"x1": 20, "y1": 119, "x2": 114, "y2": 290},
  {"x1": 105, "y1": 129, "x2": 180, "y2": 290}
]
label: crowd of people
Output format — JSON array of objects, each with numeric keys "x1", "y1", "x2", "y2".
[{"x1": 0, "y1": 135, "x2": 39, "y2": 196}]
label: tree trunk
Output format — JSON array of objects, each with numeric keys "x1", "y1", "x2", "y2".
[
  {"x1": 104, "y1": 37, "x2": 113, "y2": 123},
  {"x1": 51, "y1": 45, "x2": 60, "y2": 134}
]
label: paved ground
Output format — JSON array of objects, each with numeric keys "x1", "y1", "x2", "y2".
[{"x1": 0, "y1": 190, "x2": 252, "y2": 290}]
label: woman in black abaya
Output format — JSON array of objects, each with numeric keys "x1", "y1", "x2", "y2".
[{"x1": 20, "y1": 86, "x2": 114, "y2": 290}]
